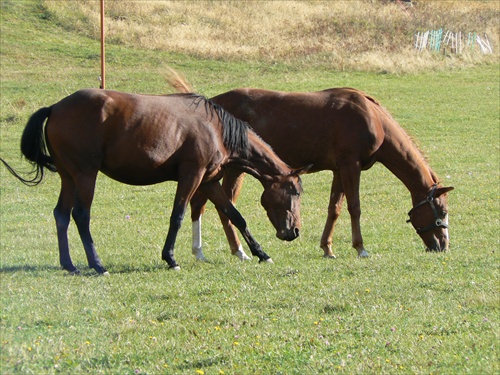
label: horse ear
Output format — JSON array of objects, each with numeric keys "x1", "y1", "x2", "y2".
[
  {"x1": 435, "y1": 186, "x2": 454, "y2": 197},
  {"x1": 290, "y1": 164, "x2": 313, "y2": 176}
]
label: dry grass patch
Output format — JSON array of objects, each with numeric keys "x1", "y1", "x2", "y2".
[{"x1": 42, "y1": 0, "x2": 498, "y2": 73}]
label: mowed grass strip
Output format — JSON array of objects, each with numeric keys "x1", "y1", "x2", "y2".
[{"x1": 1, "y1": 2, "x2": 498, "y2": 374}]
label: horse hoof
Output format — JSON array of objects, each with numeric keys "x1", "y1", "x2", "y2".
[
  {"x1": 192, "y1": 248, "x2": 208, "y2": 262},
  {"x1": 234, "y1": 249, "x2": 252, "y2": 261},
  {"x1": 66, "y1": 269, "x2": 81, "y2": 276},
  {"x1": 358, "y1": 250, "x2": 370, "y2": 258},
  {"x1": 323, "y1": 254, "x2": 337, "y2": 259},
  {"x1": 101, "y1": 271, "x2": 110, "y2": 276},
  {"x1": 261, "y1": 258, "x2": 274, "y2": 264},
  {"x1": 170, "y1": 266, "x2": 181, "y2": 271}
]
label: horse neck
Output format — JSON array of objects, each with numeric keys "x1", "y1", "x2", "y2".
[
  {"x1": 229, "y1": 131, "x2": 290, "y2": 182},
  {"x1": 378, "y1": 122, "x2": 438, "y2": 204}
]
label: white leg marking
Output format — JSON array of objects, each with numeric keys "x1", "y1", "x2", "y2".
[
  {"x1": 233, "y1": 245, "x2": 251, "y2": 261},
  {"x1": 358, "y1": 249, "x2": 370, "y2": 258},
  {"x1": 191, "y1": 218, "x2": 208, "y2": 261}
]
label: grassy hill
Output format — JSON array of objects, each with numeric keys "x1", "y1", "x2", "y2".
[{"x1": 41, "y1": 0, "x2": 499, "y2": 73}]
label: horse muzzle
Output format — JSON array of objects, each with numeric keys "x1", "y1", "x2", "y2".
[
  {"x1": 425, "y1": 236, "x2": 449, "y2": 252},
  {"x1": 276, "y1": 227, "x2": 300, "y2": 241}
]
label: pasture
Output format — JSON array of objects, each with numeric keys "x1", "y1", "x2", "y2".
[{"x1": 1, "y1": 2, "x2": 498, "y2": 374}]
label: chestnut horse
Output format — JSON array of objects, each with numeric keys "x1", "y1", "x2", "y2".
[
  {"x1": 168, "y1": 75, "x2": 454, "y2": 260},
  {"x1": 1, "y1": 89, "x2": 308, "y2": 273}
]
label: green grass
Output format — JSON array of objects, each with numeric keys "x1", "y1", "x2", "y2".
[{"x1": 1, "y1": 2, "x2": 499, "y2": 374}]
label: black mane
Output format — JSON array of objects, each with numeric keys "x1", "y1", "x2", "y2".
[{"x1": 183, "y1": 93, "x2": 250, "y2": 157}]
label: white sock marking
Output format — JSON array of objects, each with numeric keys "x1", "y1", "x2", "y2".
[{"x1": 191, "y1": 218, "x2": 207, "y2": 261}]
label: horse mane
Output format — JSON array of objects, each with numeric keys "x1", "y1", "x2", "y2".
[
  {"x1": 212, "y1": 98, "x2": 250, "y2": 158},
  {"x1": 164, "y1": 68, "x2": 250, "y2": 156},
  {"x1": 179, "y1": 93, "x2": 250, "y2": 158},
  {"x1": 368, "y1": 94, "x2": 441, "y2": 185}
]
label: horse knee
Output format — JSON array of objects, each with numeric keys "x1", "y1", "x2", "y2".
[
  {"x1": 53, "y1": 207, "x2": 70, "y2": 229},
  {"x1": 170, "y1": 214, "x2": 184, "y2": 231},
  {"x1": 190, "y1": 192, "x2": 207, "y2": 221},
  {"x1": 347, "y1": 203, "x2": 361, "y2": 219},
  {"x1": 72, "y1": 207, "x2": 90, "y2": 228}
]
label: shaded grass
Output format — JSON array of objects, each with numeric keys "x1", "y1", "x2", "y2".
[{"x1": 1, "y1": 2, "x2": 499, "y2": 374}]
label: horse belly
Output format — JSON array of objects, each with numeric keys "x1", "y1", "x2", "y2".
[
  {"x1": 100, "y1": 163, "x2": 179, "y2": 185},
  {"x1": 99, "y1": 138, "x2": 181, "y2": 185},
  {"x1": 250, "y1": 117, "x2": 337, "y2": 170}
]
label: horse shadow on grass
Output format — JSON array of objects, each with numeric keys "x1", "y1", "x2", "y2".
[
  {"x1": 0, "y1": 256, "x2": 224, "y2": 275},
  {"x1": 0, "y1": 264, "x2": 62, "y2": 274},
  {"x1": 0, "y1": 263, "x2": 170, "y2": 276}
]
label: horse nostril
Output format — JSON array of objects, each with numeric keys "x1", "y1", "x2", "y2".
[{"x1": 294, "y1": 227, "x2": 300, "y2": 237}]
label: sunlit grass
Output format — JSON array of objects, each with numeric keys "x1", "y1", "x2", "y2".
[{"x1": 41, "y1": 0, "x2": 499, "y2": 74}]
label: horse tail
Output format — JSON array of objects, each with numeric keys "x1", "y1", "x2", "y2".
[
  {"x1": 0, "y1": 107, "x2": 56, "y2": 186},
  {"x1": 165, "y1": 67, "x2": 194, "y2": 93}
]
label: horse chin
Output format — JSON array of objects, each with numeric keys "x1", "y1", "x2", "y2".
[{"x1": 276, "y1": 228, "x2": 300, "y2": 242}]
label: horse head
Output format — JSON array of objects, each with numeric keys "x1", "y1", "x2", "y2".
[
  {"x1": 407, "y1": 185, "x2": 454, "y2": 252},
  {"x1": 260, "y1": 165, "x2": 311, "y2": 241}
]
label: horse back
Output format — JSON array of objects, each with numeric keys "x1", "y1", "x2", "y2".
[
  {"x1": 211, "y1": 87, "x2": 386, "y2": 171},
  {"x1": 46, "y1": 89, "x2": 226, "y2": 185}
]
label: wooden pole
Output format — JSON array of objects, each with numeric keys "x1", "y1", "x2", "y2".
[{"x1": 100, "y1": 0, "x2": 105, "y2": 89}]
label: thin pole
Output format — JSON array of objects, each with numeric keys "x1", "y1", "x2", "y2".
[{"x1": 100, "y1": 0, "x2": 105, "y2": 89}]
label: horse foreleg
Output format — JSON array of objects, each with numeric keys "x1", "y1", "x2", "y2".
[
  {"x1": 54, "y1": 175, "x2": 78, "y2": 274},
  {"x1": 72, "y1": 174, "x2": 108, "y2": 274},
  {"x1": 162, "y1": 170, "x2": 205, "y2": 270},
  {"x1": 199, "y1": 181, "x2": 272, "y2": 263},
  {"x1": 217, "y1": 170, "x2": 251, "y2": 260},
  {"x1": 320, "y1": 171, "x2": 345, "y2": 258},
  {"x1": 339, "y1": 165, "x2": 369, "y2": 258},
  {"x1": 190, "y1": 191, "x2": 208, "y2": 261}
]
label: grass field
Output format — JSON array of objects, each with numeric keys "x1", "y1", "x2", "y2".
[{"x1": 1, "y1": 1, "x2": 499, "y2": 374}]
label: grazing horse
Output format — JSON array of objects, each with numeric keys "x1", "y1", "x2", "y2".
[
  {"x1": 1, "y1": 89, "x2": 308, "y2": 273},
  {"x1": 167, "y1": 75, "x2": 454, "y2": 260}
]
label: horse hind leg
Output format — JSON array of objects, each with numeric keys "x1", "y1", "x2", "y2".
[
  {"x1": 190, "y1": 191, "x2": 209, "y2": 262},
  {"x1": 339, "y1": 165, "x2": 369, "y2": 258},
  {"x1": 219, "y1": 170, "x2": 251, "y2": 261},
  {"x1": 199, "y1": 181, "x2": 272, "y2": 263},
  {"x1": 320, "y1": 172, "x2": 345, "y2": 259},
  {"x1": 54, "y1": 175, "x2": 79, "y2": 274},
  {"x1": 190, "y1": 171, "x2": 251, "y2": 262},
  {"x1": 162, "y1": 168, "x2": 207, "y2": 270},
  {"x1": 71, "y1": 173, "x2": 108, "y2": 274}
]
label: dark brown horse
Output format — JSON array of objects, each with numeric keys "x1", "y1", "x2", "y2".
[
  {"x1": 1, "y1": 89, "x2": 309, "y2": 273},
  {"x1": 168, "y1": 76, "x2": 454, "y2": 261}
]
